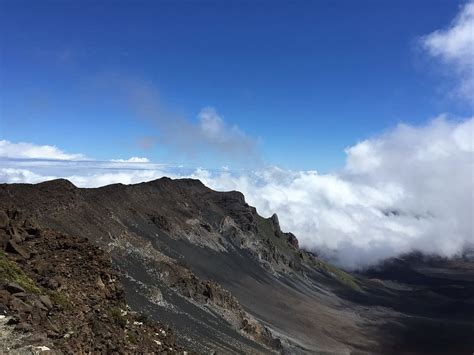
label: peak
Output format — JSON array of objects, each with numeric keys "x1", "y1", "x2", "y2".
[
  {"x1": 174, "y1": 178, "x2": 206, "y2": 187},
  {"x1": 37, "y1": 178, "x2": 77, "y2": 190},
  {"x1": 148, "y1": 177, "x2": 205, "y2": 187},
  {"x1": 269, "y1": 213, "x2": 281, "y2": 232},
  {"x1": 270, "y1": 213, "x2": 280, "y2": 225}
]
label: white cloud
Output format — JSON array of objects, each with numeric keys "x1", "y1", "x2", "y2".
[
  {"x1": 197, "y1": 107, "x2": 253, "y2": 152},
  {"x1": 0, "y1": 165, "x2": 170, "y2": 188},
  {"x1": 0, "y1": 140, "x2": 85, "y2": 160},
  {"x1": 421, "y1": 1, "x2": 474, "y2": 99},
  {"x1": 66, "y1": 169, "x2": 168, "y2": 188},
  {"x1": 1, "y1": 117, "x2": 471, "y2": 269},
  {"x1": 110, "y1": 157, "x2": 150, "y2": 163},
  {"x1": 0, "y1": 168, "x2": 57, "y2": 184}
]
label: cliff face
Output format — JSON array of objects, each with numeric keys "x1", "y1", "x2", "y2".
[{"x1": 0, "y1": 178, "x2": 473, "y2": 354}]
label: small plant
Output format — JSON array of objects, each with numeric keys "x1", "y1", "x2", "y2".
[
  {"x1": 136, "y1": 312, "x2": 153, "y2": 326},
  {"x1": 110, "y1": 307, "x2": 128, "y2": 328},
  {"x1": 49, "y1": 291, "x2": 71, "y2": 309},
  {"x1": 126, "y1": 332, "x2": 138, "y2": 344}
]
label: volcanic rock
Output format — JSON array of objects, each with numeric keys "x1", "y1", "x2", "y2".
[
  {"x1": 5, "y1": 282, "x2": 25, "y2": 294},
  {"x1": 0, "y1": 211, "x2": 9, "y2": 229},
  {"x1": 0, "y1": 230, "x2": 9, "y2": 250},
  {"x1": 6, "y1": 239, "x2": 30, "y2": 259}
]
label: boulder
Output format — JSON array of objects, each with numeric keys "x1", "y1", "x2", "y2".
[
  {"x1": 5, "y1": 282, "x2": 25, "y2": 294},
  {"x1": 10, "y1": 226, "x2": 25, "y2": 243},
  {"x1": 10, "y1": 296, "x2": 33, "y2": 313},
  {"x1": 6, "y1": 239, "x2": 30, "y2": 259},
  {"x1": 13, "y1": 292, "x2": 28, "y2": 300},
  {"x1": 33, "y1": 299, "x2": 48, "y2": 311},
  {"x1": 43, "y1": 277, "x2": 60, "y2": 290},
  {"x1": 0, "y1": 303, "x2": 8, "y2": 315},
  {"x1": 0, "y1": 289, "x2": 11, "y2": 305},
  {"x1": 0, "y1": 211, "x2": 9, "y2": 229},
  {"x1": 0, "y1": 229, "x2": 9, "y2": 250},
  {"x1": 39, "y1": 295, "x2": 53, "y2": 310}
]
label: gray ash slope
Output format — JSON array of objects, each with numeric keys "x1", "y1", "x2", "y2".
[{"x1": 1, "y1": 178, "x2": 473, "y2": 354}]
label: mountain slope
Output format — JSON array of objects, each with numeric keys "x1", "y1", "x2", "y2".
[
  {"x1": 0, "y1": 210, "x2": 183, "y2": 353},
  {"x1": 1, "y1": 178, "x2": 473, "y2": 354}
]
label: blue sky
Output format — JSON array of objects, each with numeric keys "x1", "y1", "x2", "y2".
[{"x1": 0, "y1": 0, "x2": 472, "y2": 171}]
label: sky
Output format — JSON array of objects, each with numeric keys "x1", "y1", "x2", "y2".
[
  {"x1": 1, "y1": 0, "x2": 472, "y2": 170},
  {"x1": 0, "y1": 0, "x2": 473, "y2": 268}
]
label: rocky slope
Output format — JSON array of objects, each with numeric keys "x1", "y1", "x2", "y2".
[
  {"x1": 0, "y1": 178, "x2": 473, "y2": 354},
  {"x1": 0, "y1": 210, "x2": 184, "y2": 353}
]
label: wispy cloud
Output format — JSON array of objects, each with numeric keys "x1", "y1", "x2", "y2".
[
  {"x1": 421, "y1": 1, "x2": 474, "y2": 100},
  {"x1": 137, "y1": 136, "x2": 158, "y2": 150},
  {"x1": 110, "y1": 157, "x2": 150, "y2": 163},
  {"x1": 105, "y1": 76, "x2": 260, "y2": 163}
]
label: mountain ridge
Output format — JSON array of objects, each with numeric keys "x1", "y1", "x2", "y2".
[{"x1": 1, "y1": 178, "x2": 473, "y2": 354}]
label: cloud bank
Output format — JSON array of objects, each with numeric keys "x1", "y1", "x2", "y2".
[
  {"x1": 421, "y1": 1, "x2": 474, "y2": 99},
  {"x1": 193, "y1": 116, "x2": 473, "y2": 268},
  {"x1": 1, "y1": 117, "x2": 472, "y2": 269},
  {"x1": 0, "y1": 140, "x2": 85, "y2": 160}
]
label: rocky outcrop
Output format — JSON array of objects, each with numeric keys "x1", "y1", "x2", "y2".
[
  {"x1": 269, "y1": 213, "x2": 281, "y2": 234},
  {"x1": 286, "y1": 232, "x2": 299, "y2": 249},
  {"x1": 107, "y1": 229, "x2": 282, "y2": 352}
]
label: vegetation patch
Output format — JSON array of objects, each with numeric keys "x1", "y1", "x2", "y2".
[
  {"x1": 315, "y1": 258, "x2": 361, "y2": 290},
  {"x1": 110, "y1": 307, "x2": 128, "y2": 328},
  {"x1": 136, "y1": 312, "x2": 153, "y2": 326},
  {"x1": 126, "y1": 332, "x2": 138, "y2": 344},
  {"x1": 0, "y1": 251, "x2": 42, "y2": 294},
  {"x1": 49, "y1": 290, "x2": 71, "y2": 309}
]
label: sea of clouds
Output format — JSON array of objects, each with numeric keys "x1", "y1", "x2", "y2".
[{"x1": 193, "y1": 117, "x2": 473, "y2": 268}]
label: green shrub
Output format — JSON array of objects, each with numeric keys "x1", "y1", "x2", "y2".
[
  {"x1": 126, "y1": 332, "x2": 138, "y2": 344},
  {"x1": 49, "y1": 291, "x2": 71, "y2": 309},
  {"x1": 110, "y1": 307, "x2": 127, "y2": 328}
]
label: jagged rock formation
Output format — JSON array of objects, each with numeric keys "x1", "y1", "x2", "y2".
[{"x1": 0, "y1": 178, "x2": 473, "y2": 354}]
